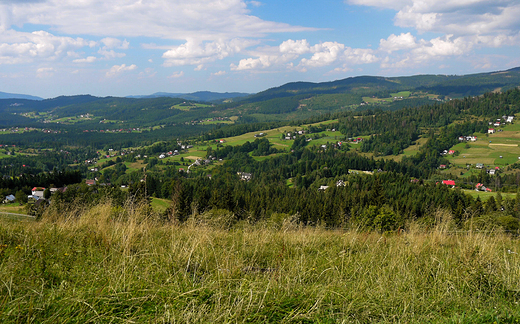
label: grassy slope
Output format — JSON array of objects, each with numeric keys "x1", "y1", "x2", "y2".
[{"x1": 1, "y1": 205, "x2": 520, "y2": 323}]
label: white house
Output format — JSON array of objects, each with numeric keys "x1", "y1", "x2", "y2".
[
  {"x1": 31, "y1": 187, "x2": 45, "y2": 198},
  {"x1": 488, "y1": 128, "x2": 495, "y2": 134}
]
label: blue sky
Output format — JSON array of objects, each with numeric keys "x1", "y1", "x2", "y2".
[{"x1": 0, "y1": 0, "x2": 519, "y2": 98}]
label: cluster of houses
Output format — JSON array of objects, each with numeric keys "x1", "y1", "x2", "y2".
[
  {"x1": 347, "y1": 137, "x2": 364, "y2": 143},
  {"x1": 237, "y1": 172, "x2": 252, "y2": 181},
  {"x1": 159, "y1": 151, "x2": 179, "y2": 159},
  {"x1": 283, "y1": 130, "x2": 306, "y2": 140},
  {"x1": 458, "y1": 136, "x2": 477, "y2": 142},
  {"x1": 440, "y1": 149, "x2": 456, "y2": 156},
  {"x1": 488, "y1": 116, "x2": 514, "y2": 133},
  {"x1": 475, "y1": 183, "x2": 493, "y2": 192},
  {"x1": 2, "y1": 187, "x2": 68, "y2": 205},
  {"x1": 489, "y1": 115, "x2": 514, "y2": 127}
]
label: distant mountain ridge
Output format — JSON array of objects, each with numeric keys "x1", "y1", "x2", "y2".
[
  {"x1": 0, "y1": 91, "x2": 42, "y2": 100},
  {"x1": 0, "y1": 66, "x2": 519, "y2": 128},
  {"x1": 241, "y1": 66, "x2": 520, "y2": 104},
  {"x1": 127, "y1": 91, "x2": 250, "y2": 102}
]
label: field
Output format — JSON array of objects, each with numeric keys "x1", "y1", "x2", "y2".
[
  {"x1": 1, "y1": 205, "x2": 520, "y2": 322},
  {"x1": 447, "y1": 125, "x2": 520, "y2": 169},
  {"x1": 171, "y1": 102, "x2": 212, "y2": 111}
]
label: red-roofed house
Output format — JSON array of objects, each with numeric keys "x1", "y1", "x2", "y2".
[
  {"x1": 442, "y1": 180, "x2": 455, "y2": 186},
  {"x1": 31, "y1": 187, "x2": 45, "y2": 198}
]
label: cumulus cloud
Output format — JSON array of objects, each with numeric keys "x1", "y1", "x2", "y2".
[
  {"x1": 168, "y1": 71, "x2": 184, "y2": 78},
  {"x1": 100, "y1": 37, "x2": 129, "y2": 49},
  {"x1": 232, "y1": 39, "x2": 378, "y2": 72},
  {"x1": 379, "y1": 33, "x2": 417, "y2": 53},
  {"x1": 162, "y1": 38, "x2": 258, "y2": 67},
  {"x1": 279, "y1": 39, "x2": 310, "y2": 55},
  {"x1": 347, "y1": 0, "x2": 520, "y2": 37},
  {"x1": 106, "y1": 63, "x2": 137, "y2": 77},
  {"x1": 379, "y1": 34, "x2": 471, "y2": 69},
  {"x1": 73, "y1": 56, "x2": 97, "y2": 63},
  {"x1": 0, "y1": 30, "x2": 92, "y2": 64},
  {"x1": 98, "y1": 48, "x2": 126, "y2": 59},
  {"x1": 299, "y1": 42, "x2": 345, "y2": 69},
  {"x1": 212, "y1": 70, "x2": 226, "y2": 76}
]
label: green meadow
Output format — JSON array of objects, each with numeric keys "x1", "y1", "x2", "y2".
[{"x1": 1, "y1": 204, "x2": 520, "y2": 323}]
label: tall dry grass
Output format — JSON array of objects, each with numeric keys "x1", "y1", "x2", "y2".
[{"x1": 1, "y1": 201, "x2": 520, "y2": 323}]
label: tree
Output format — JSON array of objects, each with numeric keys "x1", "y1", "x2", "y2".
[
  {"x1": 43, "y1": 188, "x2": 51, "y2": 199},
  {"x1": 15, "y1": 190, "x2": 27, "y2": 205}
]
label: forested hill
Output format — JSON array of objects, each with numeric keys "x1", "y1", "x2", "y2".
[
  {"x1": 0, "y1": 67, "x2": 519, "y2": 131},
  {"x1": 236, "y1": 67, "x2": 520, "y2": 104}
]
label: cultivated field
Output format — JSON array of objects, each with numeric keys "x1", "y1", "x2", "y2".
[{"x1": 447, "y1": 123, "x2": 520, "y2": 169}]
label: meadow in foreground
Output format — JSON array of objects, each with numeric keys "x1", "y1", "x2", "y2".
[{"x1": 1, "y1": 202, "x2": 520, "y2": 323}]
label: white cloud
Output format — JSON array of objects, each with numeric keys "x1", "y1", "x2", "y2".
[
  {"x1": 347, "y1": 0, "x2": 520, "y2": 37},
  {"x1": 379, "y1": 33, "x2": 417, "y2": 53},
  {"x1": 1, "y1": 0, "x2": 315, "y2": 40},
  {"x1": 162, "y1": 38, "x2": 257, "y2": 67},
  {"x1": 106, "y1": 63, "x2": 137, "y2": 77},
  {"x1": 248, "y1": 1, "x2": 263, "y2": 7},
  {"x1": 36, "y1": 67, "x2": 55, "y2": 78},
  {"x1": 299, "y1": 42, "x2": 345, "y2": 69},
  {"x1": 73, "y1": 56, "x2": 97, "y2": 63},
  {"x1": 379, "y1": 34, "x2": 470, "y2": 69},
  {"x1": 279, "y1": 39, "x2": 310, "y2": 55},
  {"x1": 232, "y1": 39, "x2": 378, "y2": 72},
  {"x1": 0, "y1": 30, "x2": 91, "y2": 64},
  {"x1": 100, "y1": 37, "x2": 129, "y2": 49},
  {"x1": 168, "y1": 71, "x2": 184, "y2": 78},
  {"x1": 212, "y1": 70, "x2": 226, "y2": 76},
  {"x1": 98, "y1": 48, "x2": 126, "y2": 59},
  {"x1": 138, "y1": 67, "x2": 157, "y2": 78}
]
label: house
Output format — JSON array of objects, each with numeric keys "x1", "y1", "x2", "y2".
[
  {"x1": 476, "y1": 163, "x2": 484, "y2": 169},
  {"x1": 237, "y1": 172, "x2": 252, "y2": 181},
  {"x1": 488, "y1": 169, "x2": 495, "y2": 175},
  {"x1": 85, "y1": 179, "x2": 96, "y2": 186},
  {"x1": 336, "y1": 180, "x2": 346, "y2": 187},
  {"x1": 3, "y1": 194, "x2": 15, "y2": 204},
  {"x1": 439, "y1": 164, "x2": 447, "y2": 169},
  {"x1": 507, "y1": 116, "x2": 514, "y2": 123},
  {"x1": 442, "y1": 180, "x2": 456, "y2": 186},
  {"x1": 448, "y1": 150, "x2": 455, "y2": 155},
  {"x1": 318, "y1": 185, "x2": 329, "y2": 191},
  {"x1": 488, "y1": 128, "x2": 495, "y2": 134},
  {"x1": 494, "y1": 122, "x2": 501, "y2": 127},
  {"x1": 31, "y1": 187, "x2": 45, "y2": 198}
]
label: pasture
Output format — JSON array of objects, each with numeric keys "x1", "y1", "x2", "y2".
[{"x1": 447, "y1": 127, "x2": 520, "y2": 169}]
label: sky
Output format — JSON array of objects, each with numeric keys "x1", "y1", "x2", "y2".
[{"x1": 0, "y1": 0, "x2": 519, "y2": 98}]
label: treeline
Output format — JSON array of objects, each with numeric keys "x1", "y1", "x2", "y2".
[
  {"x1": 207, "y1": 138, "x2": 281, "y2": 159},
  {"x1": 163, "y1": 169, "x2": 516, "y2": 230},
  {"x1": 0, "y1": 170, "x2": 82, "y2": 198}
]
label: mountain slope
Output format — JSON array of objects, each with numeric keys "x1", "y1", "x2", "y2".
[{"x1": 0, "y1": 91, "x2": 43, "y2": 100}]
